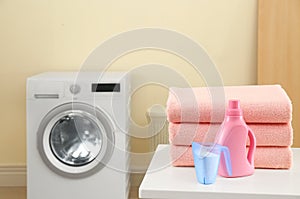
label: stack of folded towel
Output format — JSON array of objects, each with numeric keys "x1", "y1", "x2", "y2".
[{"x1": 167, "y1": 85, "x2": 293, "y2": 169}]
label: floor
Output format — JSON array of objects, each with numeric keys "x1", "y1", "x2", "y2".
[
  {"x1": 0, "y1": 187, "x2": 139, "y2": 199},
  {"x1": 0, "y1": 187, "x2": 26, "y2": 199}
]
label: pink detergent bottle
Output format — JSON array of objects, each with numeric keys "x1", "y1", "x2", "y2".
[{"x1": 217, "y1": 99, "x2": 256, "y2": 177}]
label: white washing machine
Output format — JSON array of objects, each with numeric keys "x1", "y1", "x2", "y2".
[{"x1": 27, "y1": 72, "x2": 130, "y2": 199}]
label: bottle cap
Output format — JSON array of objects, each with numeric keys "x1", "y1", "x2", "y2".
[
  {"x1": 229, "y1": 100, "x2": 240, "y2": 109},
  {"x1": 227, "y1": 99, "x2": 242, "y2": 116}
]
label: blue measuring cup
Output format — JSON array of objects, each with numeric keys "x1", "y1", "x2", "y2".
[{"x1": 192, "y1": 142, "x2": 232, "y2": 185}]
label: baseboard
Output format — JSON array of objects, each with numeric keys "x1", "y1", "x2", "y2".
[{"x1": 0, "y1": 165, "x2": 26, "y2": 187}]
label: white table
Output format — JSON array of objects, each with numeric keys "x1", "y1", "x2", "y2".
[{"x1": 139, "y1": 145, "x2": 300, "y2": 199}]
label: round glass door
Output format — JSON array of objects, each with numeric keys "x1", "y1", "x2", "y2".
[
  {"x1": 37, "y1": 103, "x2": 115, "y2": 178},
  {"x1": 49, "y1": 113, "x2": 103, "y2": 166}
]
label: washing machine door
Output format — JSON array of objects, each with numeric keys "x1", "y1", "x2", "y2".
[{"x1": 37, "y1": 102, "x2": 115, "y2": 178}]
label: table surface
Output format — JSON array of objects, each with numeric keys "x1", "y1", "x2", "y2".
[{"x1": 139, "y1": 145, "x2": 300, "y2": 199}]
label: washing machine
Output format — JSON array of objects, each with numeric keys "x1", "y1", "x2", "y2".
[{"x1": 27, "y1": 72, "x2": 130, "y2": 199}]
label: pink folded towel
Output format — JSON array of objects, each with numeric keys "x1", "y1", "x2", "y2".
[
  {"x1": 170, "y1": 145, "x2": 292, "y2": 169},
  {"x1": 167, "y1": 85, "x2": 292, "y2": 123},
  {"x1": 169, "y1": 122, "x2": 293, "y2": 146}
]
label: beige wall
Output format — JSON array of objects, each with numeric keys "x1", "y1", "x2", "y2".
[{"x1": 0, "y1": 0, "x2": 257, "y2": 165}]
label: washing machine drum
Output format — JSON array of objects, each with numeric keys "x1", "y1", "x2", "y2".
[{"x1": 37, "y1": 103, "x2": 115, "y2": 178}]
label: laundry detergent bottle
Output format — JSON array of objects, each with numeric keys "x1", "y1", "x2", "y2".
[{"x1": 217, "y1": 99, "x2": 256, "y2": 177}]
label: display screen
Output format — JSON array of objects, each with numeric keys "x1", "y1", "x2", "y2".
[{"x1": 91, "y1": 83, "x2": 120, "y2": 92}]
